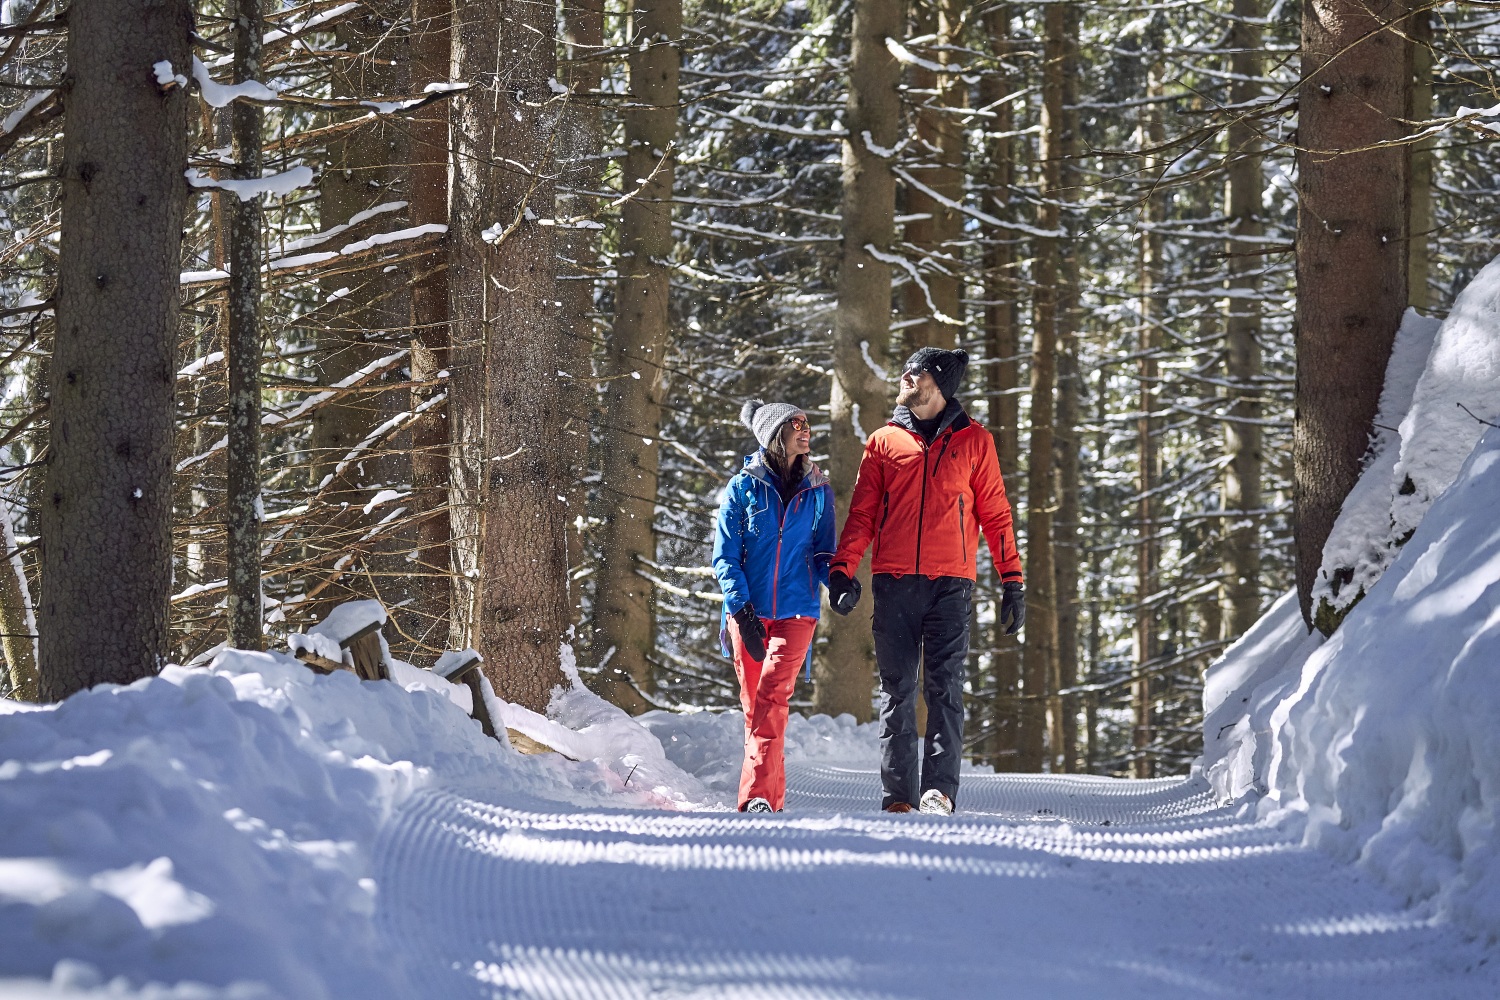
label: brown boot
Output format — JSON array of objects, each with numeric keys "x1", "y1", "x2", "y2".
[{"x1": 884, "y1": 802, "x2": 914, "y2": 814}]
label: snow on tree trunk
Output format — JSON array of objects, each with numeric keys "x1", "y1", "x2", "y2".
[
  {"x1": 447, "y1": 0, "x2": 570, "y2": 711},
  {"x1": 816, "y1": 0, "x2": 903, "y2": 722},
  {"x1": 594, "y1": 0, "x2": 680, "y2": 714},
  {"x1": 1294, "y1": 0, "x2": 1410, "y2": 633},
  {"x1": 39, "y1": 0, "x2": 191, "y2": 699},
  {"x1": 0, "y1": 499, "x2": 38, "y2": 700}
]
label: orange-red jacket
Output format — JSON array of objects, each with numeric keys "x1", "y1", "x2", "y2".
[{"x1": 831, "y1": 402, "x2": 1023, "y2": 583}]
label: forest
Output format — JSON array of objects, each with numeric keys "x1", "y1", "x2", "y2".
[{"x1": 1, "y1": 0, "x2": 1495, "y2": 779}]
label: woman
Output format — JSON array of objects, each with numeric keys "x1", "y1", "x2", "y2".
[{"x1": 712, "y1": 399, "x2": 836, "y2": 813}]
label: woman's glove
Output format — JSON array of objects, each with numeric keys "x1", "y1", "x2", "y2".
[
  {"x1": 828, "y1": 571, "x2": 862, "y2": 616},
  {"x1": 1000, "y1": 581, "x2": 1026, "y2": 635},
  {"x1": 733, "y1": 604, "x2": 768, "y2": 662}
]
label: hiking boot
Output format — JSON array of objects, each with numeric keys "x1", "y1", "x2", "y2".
[
  {"x1": 743, "y1": 797, "x2": 773, "y2": 813},
  {"x1": 919, "y1": 789, "x2": 954, "y2": 816},
  {"x1": 884, "y1": 802, "x2": 914, "y2": 814}
]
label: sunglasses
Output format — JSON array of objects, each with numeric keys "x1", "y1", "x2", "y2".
[
  {"x1": 784, "y1": 417, "x2": 811, "y2": 433},
  {"x1": 901, "y1": 367, "x2": 927, "y2": 382}
]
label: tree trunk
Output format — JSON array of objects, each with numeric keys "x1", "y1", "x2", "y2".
[
  {"x1": 407, "y1": 0, "x2": 454, "y2": 654},
  {"x1": 309, "y1": 5, "x2": 412, "y2": 630},
  {"x1": 816, "y1": 0, "x2": 903, "y2": 722},
  {"x1": 1223, "y1": 0, "x2": 1265, "y2": 640},
  {"x1": 558, "y1": 0, "x2": 606, "y2": 640},
  {"x1": 40, "y1": 0, "x2": 191, "y2": 699},
  {"x1": 899, "y1": 0, "x2": 965, "y2": 351},
  {"x1": 1018, "y1": 3, "x2": 1064, "y2": 773},
  {"x1": 1, "y1": 502, "x2": 38, "y2": 700},
  {"x1": 592, "y1": 0, "x2": 680, "y2": 713},
  {"x1": 1408, "y1": 7, "x2": 1432, "y2": 313},
  {"x1": 1296, "y1": 0, "x2": 1410, "y2": 633},
  {"x1": 980, "y1": 3, "x2": 1022, "y2": 770},
  {"x1": 1051, "y1": 4, "x2": 1081, "y2": 773},
  {"x1": 1133, "y1": 64, "x2": 1165, "y2": 779},
  {"x1": 448, "y1": 0, "x2": 571, "y2": 710},
  {"x1": 225, "y1": 0, "x2": 264, "y2": 651}
]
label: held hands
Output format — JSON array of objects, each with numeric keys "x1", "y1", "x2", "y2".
[
  {"x1": 733, "y1": 603, "x2": 768, "y2": 662},
  {"x1": 1000, "y1": 581, "x2": 1026, "y2": 635},
  {"x1": 828, "y1": 570, "x2": 862, "y2": 616}
]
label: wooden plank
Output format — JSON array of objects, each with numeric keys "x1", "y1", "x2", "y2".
[
  {"x1": 344, "y1": 629, "x2": 387, "y2": 682},
  {"x1": 295, "y1": 650, "x2": 349, "y2": 675},
  {"x1": 506, "y1": 727, "x2": 577, "y2": 760}
]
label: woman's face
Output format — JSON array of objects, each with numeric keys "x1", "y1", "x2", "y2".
[{"x1": 781, "y1": 415, "x2": 811, "y2": 459}]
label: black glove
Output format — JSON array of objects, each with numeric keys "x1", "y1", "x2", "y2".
[
  {"x1": 828, "y1": 570, "x2": 862, "y2": 616},
  {"x1": 1000, "y1": 581, "x2": 1025, "y2": 636},
  {"x1": 732, "y1": 603, "x2": 768, "y2": 662}
]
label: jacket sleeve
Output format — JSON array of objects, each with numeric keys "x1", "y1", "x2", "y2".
[
  {"x1": 971, "y1": 430, "x2": 1024, "y2": 584},
  {"x1": 831, "y1": 441, "x2": 886, "y2": 578},
  {"x1": 712, "y1": 479, "x2": 754, "y2": 614},
  {"x1": 812, "y1": 483, "x2": 837, "y2": 587}
]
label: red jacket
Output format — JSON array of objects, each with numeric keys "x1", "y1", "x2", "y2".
[{"x1": 832, "y1": 402, "x2": 1023, "y2": 583}]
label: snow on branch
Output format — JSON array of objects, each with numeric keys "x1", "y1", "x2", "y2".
[{"x1": 186, "y1": 165, "x2": 315, "y2": 202}]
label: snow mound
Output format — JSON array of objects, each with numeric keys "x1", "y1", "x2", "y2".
[
  {"x1": 1207, "y1": 427, "x2": 1500, "y2": 940},
  {"x1": 1313, "y1": 255, "x2": 1500, "y2": 627},
  {"x1": 0, "y1": 650, "x2": 688, "y2": 996}
]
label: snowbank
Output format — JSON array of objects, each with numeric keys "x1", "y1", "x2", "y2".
[
  {"x1": 1205, "y1": 428, "x2": 1500, "y2": 940},
  {"x1": 0, "y1": 651, "x2": 693, "y2": 997},
  {"x1": 1313, "y1": 255, "x2": 1500, "y2": 627}
]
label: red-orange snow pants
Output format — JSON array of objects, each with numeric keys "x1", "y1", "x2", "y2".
[{"x1": 728, "y1": 614, "x2": 817, "y2": 811}]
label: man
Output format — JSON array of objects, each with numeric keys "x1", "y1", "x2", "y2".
[{"x1": 828, "y1": 347, "x2": 1025, "y2": 815}]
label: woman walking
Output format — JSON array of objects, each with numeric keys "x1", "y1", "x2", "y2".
[{"x1": 713, "y1": 400, "x2": 836, "y2": 813}]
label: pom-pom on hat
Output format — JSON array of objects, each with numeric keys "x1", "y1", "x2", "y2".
[
  {"x1": 740, "y1": 399, "x2": 806, "y2": 450},
  {"x1": 904, "y1": 347, "x2": 970, "y2": 400}
]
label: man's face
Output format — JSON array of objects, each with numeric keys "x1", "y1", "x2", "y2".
[{"x1": 897, "y1": 367, "x2": 938, "y2": 408}]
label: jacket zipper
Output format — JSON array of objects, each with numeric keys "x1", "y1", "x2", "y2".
[
  {"x1": 959, "y1": 496, "x2": 966, "y2": 566},
  {"x1": 875, "y1": 492, "x2": 890, "y2": 559},
  {"x1": 769, "y1": 482, "x2": 813, "y2": 620},
  {"x1": 915, "y1": 432, "x2": 953, "y2": 575}
]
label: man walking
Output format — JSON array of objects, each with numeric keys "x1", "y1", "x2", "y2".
[{"x1": 828, "y1": 347, "x2": 1025, "y2": 815}]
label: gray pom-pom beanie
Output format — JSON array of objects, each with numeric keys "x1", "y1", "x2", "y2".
[
  {"x1": 904, "y1": 347, "x2": 970, "y2": 400},
  {"x1": 740, "y1": 398, "x2": 805, "y2": 450}
]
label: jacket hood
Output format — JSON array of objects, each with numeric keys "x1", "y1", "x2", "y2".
[
  {"x1": 891, "y1": 397, "x2": 969, "y2": 438},
  {"x1": 742, "y1": 449, "x2": 829, "y2": 491}
]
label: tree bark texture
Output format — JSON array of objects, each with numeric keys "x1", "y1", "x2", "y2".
[
  {"x1": 816, "y1": 0, "x2": 904, "y2": 722},
  {"x1": 1295, "y1": 0, "x2": 1410, "y2": 632},
  {"x1": 406, "y1": 0, "x2": 454, "y2": 655},
  {"x1": 225, "y1": 0, "x2": 265, "y2": 651},
  {"x1": 557, "y1": 0, "x2": 606, "y2": 638},
  {"x1": 448, "y1": 0, "x2": 571, "y2": 710},
  {"x1": 1051, "y1": 4, "x2": 1082, "y2": 773},
  {"x1": 899, "y1": 0, "x2": 965, "y2": 351},
  {"x1": 1133, "y1": 64, "x2": 1165, "y2": 779},
  {"x1": 1223, "y1": 0, "x2": 1265, "y2": 640},
  {"x1": 1408, "y1": 7, "x2": 1432, "y2": 313},
  {"x1": 309, "y1": 5, "x2": 413, "y2": 635},
  {"x1": 593, "y1": 0, "x2": 680, "y2": 713},
  {"x1": 40, "y1": 0, "x2": 191, "y2": 699},
  {"x1": 1018, "y1": 3, "x2": 1064, "y2": 773},
  {"x1": 980, "y1": 3, "x2": 1021, "y2": 770}
]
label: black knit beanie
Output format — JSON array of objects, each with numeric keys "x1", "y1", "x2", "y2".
[
  {"x1": 740, "y1": 399, "x2": 805, "y2": 450},
  {"x1": 904, "y1": 347, "x2": 969, "y2": 400}
]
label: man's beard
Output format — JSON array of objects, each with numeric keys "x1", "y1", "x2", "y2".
[{"x1": 897, "y1": 382, "x2": 933, "y2": 408}]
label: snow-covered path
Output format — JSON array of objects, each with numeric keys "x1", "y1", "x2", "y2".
[{"x1": 374, "y1": 764, "x2": 1497, "y2": 999}]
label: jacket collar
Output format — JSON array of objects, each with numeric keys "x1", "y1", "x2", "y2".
[
  {"x1": 743, "y1": 449, "x2": 828, "y2": 491},
  {"x1": 891, "y1": 397, "x2": 969, "y2": 438}
]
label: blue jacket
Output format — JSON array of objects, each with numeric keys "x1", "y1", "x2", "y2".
[{"x1": 712, "y1": 452, "x2": 836, "y2": 654}]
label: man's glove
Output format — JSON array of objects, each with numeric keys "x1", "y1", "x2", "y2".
[
  {"x1": 1000, "y1": 581, "x2": 1026, "y2": 636},
  {"x1": 828, "y1": 570, "x2": 862, "y2": 617},
  {"x1": 733, "y1": 603, "x2": 768, "y2": 662}
]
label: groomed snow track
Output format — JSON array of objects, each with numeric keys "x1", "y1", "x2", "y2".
[{"x1": 374, "y1": 764, "x2": 1497, "y2": 999}]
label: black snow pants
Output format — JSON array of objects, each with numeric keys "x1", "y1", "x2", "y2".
[{"x1": 872, "y1": 573, "x2": 973, "y2": 809}]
